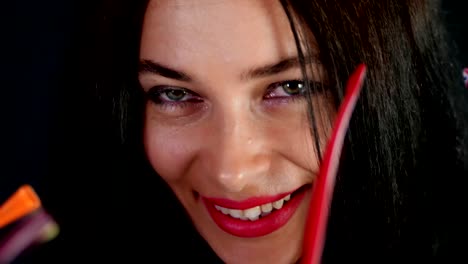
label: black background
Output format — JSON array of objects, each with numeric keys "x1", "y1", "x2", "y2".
[{"x1": 0, "y1": 0, "x2": 466, "y2": 262}]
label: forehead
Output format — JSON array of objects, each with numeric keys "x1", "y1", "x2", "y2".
[{"x1": 140, "y1": 0, "x2": 297, "y2": 72}]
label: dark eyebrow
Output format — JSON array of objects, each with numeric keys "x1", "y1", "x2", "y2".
[
  {"x1": 139, "y1": 60, "x2": 192, "y2": 82},
  {"x1": 139, "y1": 55, "x2": 318, "y2": 82},
  {"x1": 241, "y1": 55, "x2": 317, "y2": 81}
]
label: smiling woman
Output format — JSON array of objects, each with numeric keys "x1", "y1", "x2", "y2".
[
  {"x1": 89, "y1": 0, "x2": 468, "y2": 263},
  {"x1": 138, "y1": 2, "x2": 325, "y2": 262}
]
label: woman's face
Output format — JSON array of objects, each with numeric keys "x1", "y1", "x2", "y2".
[{"x1": 139, "y1": 0, "x2": 331, "y2": 263}]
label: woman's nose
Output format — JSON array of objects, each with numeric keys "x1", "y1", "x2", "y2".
[{"x1": 206, "y1": 109, "x2": 271, "y2": 194}]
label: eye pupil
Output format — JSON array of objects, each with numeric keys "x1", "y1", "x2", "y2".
[
  {"x1": 166, "y1": 89, "x2": 186, "y2": 101},
  {"x1": 283, "y1": 81, "x2": 304, "y2": 95}
]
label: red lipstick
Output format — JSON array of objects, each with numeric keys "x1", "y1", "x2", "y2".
[
  {"x1": 204, "y1": 191, "x2": 294, "y2": 210},
  {"x1": 202, "y1": 186, "x2": 309, "y2": 238}
]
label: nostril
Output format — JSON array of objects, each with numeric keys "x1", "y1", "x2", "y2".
[{"x1": 193, "y1": 190, "x2": 200, "y2": 200}]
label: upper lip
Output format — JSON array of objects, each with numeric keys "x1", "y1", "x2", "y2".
[{"x1": 202, "y1": 189, "x2": 299, "y2": 210}]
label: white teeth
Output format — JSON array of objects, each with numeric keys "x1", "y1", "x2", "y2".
[
  {"x1": 261, "y1": 203, "x2": 273, "y2": 213},
  {"x1": 273, "y1": 199, "x2": 284, "y2": 210},
  {"x1": 229, "y1": 209, "x2": 243, "y2": 219},
  {"x1": 261, "y1": 211, "x2": 271, "y2": 217},
  {"x1": 213, "y1": 193, "x2": 293, "y2": 221},
  {"x1": 244, "y1": 206, "x2": 261, "y2": 221},
  {"x1": 214, "y1": 205, "x2": 230, "y2": 215}
]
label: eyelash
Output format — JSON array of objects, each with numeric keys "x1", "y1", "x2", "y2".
[
  {"x1": 265, "y1": 80, "x2": 307, "y2": 100},
  {"x1": 146, "y1": 86, "x2": 203, "y2": 110},
  {"x1": 146, "y1": 80, "x2": 326, "y2": 108}
]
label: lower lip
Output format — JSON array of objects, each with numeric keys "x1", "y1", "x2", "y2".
[{"x1": 202, "y1": 187, "x2": 308, "y2": 238}]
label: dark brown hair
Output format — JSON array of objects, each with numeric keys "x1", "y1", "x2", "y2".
[{"x1": 90, "y1": 0, "x2": 468, "y2": 262}]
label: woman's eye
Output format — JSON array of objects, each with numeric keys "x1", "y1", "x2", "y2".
[
  {"x1": 264, "y1": 80, "x2": 306, "y2": 99},
  {"x1": 147, "y1": 86, "x2": 201, "y2": 104},
  {"x1": 163, "y1": 88, "x2": 189, "y2": 101},
  {"x1": 264, "y1": 80, "x2": 328, "y2": 101}
]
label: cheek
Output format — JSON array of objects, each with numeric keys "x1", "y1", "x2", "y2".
[
  {"x1": 269, "y1": 98, "x2": 334, "y2": 170},
  {"x1": 309, "y1": 94, "x2": 335, "y2": 144},
  {"x1": 143, "y1": 118, "x2": 199, "y2": 183}
]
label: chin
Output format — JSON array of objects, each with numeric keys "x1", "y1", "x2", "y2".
[
  {"x1": 215, "y1": 244, "x2": 302, "y2": 264},
  {"x1": 190, "y1": 187, "x2": 312, "y2": 264}
]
